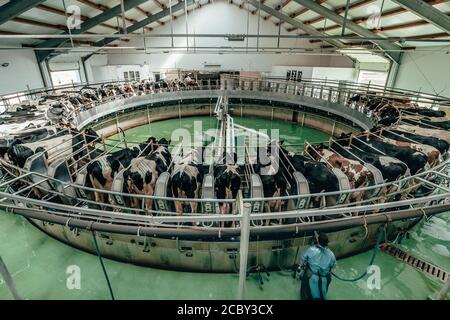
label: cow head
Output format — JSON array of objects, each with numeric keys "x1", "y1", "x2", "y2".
[
  {"x1": 83, "y1": 128, "x2": 100, "y2": 144},
  {"x1": 158, "y1": 138, "x2": 170, "y2": 147},
  {"x1": 335, "y1": 132, "x2": 353, "y2": 146},
  {"x1": 305, "y1": 143, "x2": 325, "y2": 161},
  {"x1": 146, "y1": 136, "x2": 158, "y2": 151}
]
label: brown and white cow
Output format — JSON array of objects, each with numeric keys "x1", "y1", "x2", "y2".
[{"x1": 307, "y1": 146, "x2": 374, "y2": 203}]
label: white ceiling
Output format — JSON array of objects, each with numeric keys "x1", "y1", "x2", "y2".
[{"x1": 0, "y1": 0, "x2": 448, "y2": 63}]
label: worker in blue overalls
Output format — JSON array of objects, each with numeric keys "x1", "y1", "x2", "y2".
[{"x1": 299, "y1": 232, "x2": 336, "y2": 300}]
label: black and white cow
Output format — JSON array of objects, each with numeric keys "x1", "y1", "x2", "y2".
[
  {"x1": 252, "y1": 144, "x2": 288, "y2": 221},
  {"x1": 214, "y1": 156, "x2": 242, "y2": 220},
  {"x1": 87, "y1": 147, "x2": 139, "y2": 205},
  {"x1": 0, "y1": 126, "x2": 58, "y2": 154},
  {"x1": 123, "y1": 138, "x2": 172, "y2": 212},
  {"x1": 7, "y1": 127, "x2": 98, "y2": 169},
  {"x1": 153, "y1": 80, "x2": 169, "y2": 93},
  {"x1": 171, "y1": 147, "x2": 204, "y2": 215}
]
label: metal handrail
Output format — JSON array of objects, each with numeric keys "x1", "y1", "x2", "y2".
[
  {"x1": 0, "y1": 186, "x2": 449, "y2": 225},
  {"x1": 0, "y1": 150, "x2": 448, "y2": 207},
  {"x1": 1, "y1": 75, "x2": 450, "y2": 228},
  {"x1": 2, "y1": 75, "x2": 449, "y2": 112}
]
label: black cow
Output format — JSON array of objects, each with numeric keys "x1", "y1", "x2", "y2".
[
  {"x1": 402, "y1": 117, "x2": 450, "y2": 130},
  {"x1": 266, "y1": 141, "x2": 339, "y2": 210},
  {"x1": 399, "y1": 108, "x2": 446, "y2": 118},
  {"x1": 347, "y1": 134, "x2": 428, "y2": 175},
  {"x1": 388, "y1": 129, "x2": 449, "y2": 155}
]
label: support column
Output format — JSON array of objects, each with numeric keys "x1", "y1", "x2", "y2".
[
  {"x1": 238, "y1": 201, "x2": 251, "y2": 300},
  {"x1": 386, "y1": 61, "x2": 400, "y2": 89},
  {"x1": 38, "y1": 59, "x2": 52, "y2": 89}
]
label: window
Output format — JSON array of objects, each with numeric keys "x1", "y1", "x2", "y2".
[
  {"x1": 286, "y1": 70, "x2": 303, "y2": 82},
  {"x1": 123, "y1": 71, "x2": 141, "y2": 82}
]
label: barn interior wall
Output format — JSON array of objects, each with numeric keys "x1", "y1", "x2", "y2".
[
  {"x1": 84, "y1": 2, "x2": 353, "y2": 82},
  {"x1": 0, "y1": 48, "x2": 44, "y2": 95},
  {"x1": 394, "y1": 46, "x2": 450, "y2": 98}
]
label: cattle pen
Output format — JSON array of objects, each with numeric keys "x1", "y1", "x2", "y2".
[{"x1": 0, "y1": 75, "x2": 450, "y2": 299}]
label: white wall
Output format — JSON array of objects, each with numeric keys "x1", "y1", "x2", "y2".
[
  {"x1": 87, "y1": 2, "x2": 353, "y2": 82},
  {"x1": 0, "y1": 49, "x2": 44, "y2": 95},
  {"x1": 395, "y1": 46, "x2": 450, "y2": 98},
  {"x1": 312, "y1": 67, "x2": 356, "y2": 82}
]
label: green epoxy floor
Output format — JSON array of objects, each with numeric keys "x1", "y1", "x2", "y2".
[{"x1": 0, "y1": 116, "x2": 448, "y2": 300}]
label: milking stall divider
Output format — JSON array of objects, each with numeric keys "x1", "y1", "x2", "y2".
[{"x1": 1, "y1": 75, "x2": 450, "y2": 300}]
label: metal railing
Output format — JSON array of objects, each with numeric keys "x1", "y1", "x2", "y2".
[{"x1": 0, "y1": 75, "x2": 450, "y2": 230}]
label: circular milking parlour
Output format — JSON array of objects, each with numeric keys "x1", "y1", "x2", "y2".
[{"x1": 0, "y1": 76, "x2": 450, "y2": 272}]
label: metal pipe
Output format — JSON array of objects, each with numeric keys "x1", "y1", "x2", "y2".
[
  {"x1": 0, "y1": 33, "x2": 447, "y2": 43},
  {"x1": 238, "y1": 199, "x2": 250, "y2": 300},
  {"x1": 9, "y1": 202, "x2": 450, "y2": 240},
  {"x1": 341, "y1": 0, "x2": 351, "y2": 36}
]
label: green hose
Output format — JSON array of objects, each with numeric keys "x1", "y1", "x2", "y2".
[
  {"x1": 330, "y1": 227, "x2": 385, "y2": 282},
  {"x1": 91, "y1": 230, "x2": 115, "y2": 300}
]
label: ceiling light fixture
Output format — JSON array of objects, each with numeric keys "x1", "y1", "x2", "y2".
[{"x1": 226, "y1": 34, "x2": 245, "y2": 41}]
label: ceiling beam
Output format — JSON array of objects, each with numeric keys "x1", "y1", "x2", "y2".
[
  {"x1": 154, "y1": 0, "x2": 168, "y2": 10},
  {"x1": 285, "y1": 0, "x2": 374, "y2": 31},
  {"x1": 263, "y1": 0, "x2": 294, "y2": 21},
  {"x1": 392, "y1": 0, "x2": 450, "y2": 34},
  {"x1": 292, "y1": 0, "x2": 402, "y2": 62},
  {"x1": 35, "y1": 4, "x2": 131, "y2": 42},
  {"x1": 304, "y1": 0, "x2": 447, "y2": 29},
  {"x1": 0, "y1": 0, "x2": 46, "y2": 26},
  {"x1": 247, "y1": 0, "x2": 345, "y2": 48},
  {"x1": 12, "y1": 17, "x2": 66, "y2": 31},
  {"x1": 319, "y1": 14, "x2": 449, "y2": 34},
  {"x1": 35, "y1": 0, "x2": 149, "y2": 61},
  {"x1": 135, "y1": 5, "x2": 165, "y2": 25},
  {"x1": 76, "y1": 0, "x2": 153, "y2": 32},
  {"x1": 303, "y1": 0, "x2": 374, "y2": 27},
  {"x1": 36, "y1": 4, "x2": 118, "y2": 32},
  {"x1": 95, "y1": 0, "x2": 195, "y2": 48}
]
